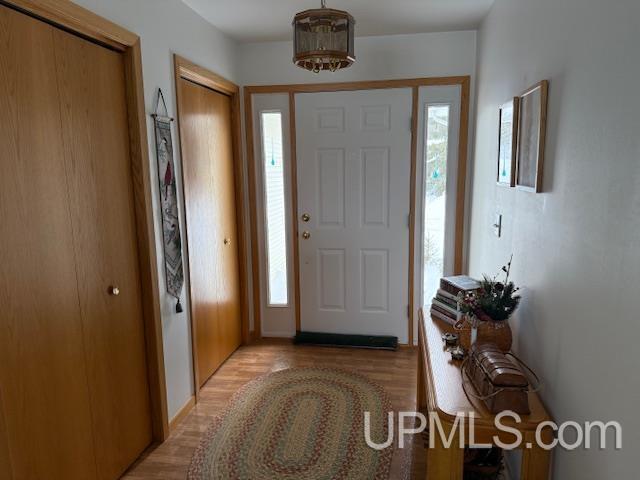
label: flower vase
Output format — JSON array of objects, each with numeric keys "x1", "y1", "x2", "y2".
[
  {"x1": 477, "y1": 320, "x2": 513, "y2": 352},
  {"x1": 457, "y1": 316, "x2": 513, "y2": 353}
]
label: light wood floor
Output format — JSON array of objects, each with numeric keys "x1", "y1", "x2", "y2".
[{"x1": 123, "y1": 339, "x2": 424, "y2": 479}]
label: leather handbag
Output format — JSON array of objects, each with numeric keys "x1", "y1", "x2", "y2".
[{"x1": 463, "y1": 344, "x2": 539, "y2": 415}]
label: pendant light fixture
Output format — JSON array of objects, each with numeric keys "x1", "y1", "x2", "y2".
[{"x1": 292, "y1": 0, "x2": 355, "y2": 73}]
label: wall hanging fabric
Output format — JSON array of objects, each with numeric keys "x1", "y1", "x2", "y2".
[{"x1": 152, "y1": 89, "x2": 184, "y2": 313}]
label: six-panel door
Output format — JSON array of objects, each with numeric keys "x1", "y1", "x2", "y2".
[{"x1": 295, "y1": 89, "x2": 413, "y2": 343}]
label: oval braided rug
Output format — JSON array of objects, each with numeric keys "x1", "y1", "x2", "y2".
[{"x1": 187, "y1": 367, "x2": 394, "y2": 480}]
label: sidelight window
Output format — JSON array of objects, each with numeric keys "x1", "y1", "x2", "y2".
[
  {"x1": 260, "y1": 111, "x2": 289, "y2": 306},
  {"x1": 423, "y1": 104, "x2": 451, "y2": 304}
]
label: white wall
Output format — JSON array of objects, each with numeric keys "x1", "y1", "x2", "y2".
[
  {"x1": 468, "y1": 0, "x2": 640, "y2": 477},
  {"x1": 71, "y1": 0, "x2": 238, "y2": 419},
  {"x1": 239, "y1": 30, "x2": 476, "y2": 85}
]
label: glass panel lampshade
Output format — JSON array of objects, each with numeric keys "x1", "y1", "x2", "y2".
[{"x1": 293, "y1": 7, "x2": 355, "y2": 73}]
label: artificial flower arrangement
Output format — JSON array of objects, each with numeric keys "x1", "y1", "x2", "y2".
[{"x1": 457, "y1": 256, "x2": 521, "y2": 323}]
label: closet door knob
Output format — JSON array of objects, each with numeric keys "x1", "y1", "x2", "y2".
[
  {"x1": 109, "y1": 286, "x2": 120, "y2": 296},
  {"x1": 224, "y1": 238, "x2": 231, "y2": 245}
]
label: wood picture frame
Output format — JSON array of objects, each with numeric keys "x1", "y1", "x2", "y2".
[
  {"x1": 515, "y1": 80, "x2": 549, "y2": 192},
  {"x1": 497, "y1": 98, "x2": 519, "y2": 186}
]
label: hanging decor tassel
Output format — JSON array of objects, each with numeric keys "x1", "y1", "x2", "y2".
[{"x1": 152, "y1": 88, "x2": 185, "y2": 314}]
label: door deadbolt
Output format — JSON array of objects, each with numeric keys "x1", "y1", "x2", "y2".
[{"x1": 301, "y1": 213, "x2": 310, "y2": 222}]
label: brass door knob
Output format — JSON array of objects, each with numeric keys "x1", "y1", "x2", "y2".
[
  {"x1": 224, "y1": 238, "x2": 231, "y2": 245},
  {"x1": 302, "y1": 231, "x2": 311, "y2": 240},
  {"x1": 109, "y1": 286, "x2": 120, "y2": 296},
  {"x1": 301, "y1": 213, "x2": 311, "y2": 222}
]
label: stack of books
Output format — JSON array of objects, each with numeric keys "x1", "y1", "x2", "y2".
[{"x1": 430, "y1": 275, "x2": 480, "y2": 325}]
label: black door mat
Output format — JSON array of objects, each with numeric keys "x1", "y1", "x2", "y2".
[{"x1": 293, "y1": 331, "x2": 398, "y2": 351}]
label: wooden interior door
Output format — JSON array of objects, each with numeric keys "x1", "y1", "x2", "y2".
[
  {"x1": 0, "y1": 7, "x2": 99, "y2": 478},
  {"x1": 0, "y1": 5, "x2": 152, "y2": 479},
  {"x1": 52, "y1": 24, "x2": 152, "y2": 480},
  {"x1": 179, "y1": 79, "x2": 242, "y2": 388}
]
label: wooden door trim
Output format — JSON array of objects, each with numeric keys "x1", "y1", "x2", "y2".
[
  {"x1": 1, "y1": 0, "x2": 137, "y2": 50},
  {"x1": 244, "y1": 77, "x2": 471, "y2": 95},
  {"x1": 455, "y1": 78, "x2": 471, "y2": 276},
  {"x1": 408, "y1": 87, "x2": 420, "y2": 346},
  {"x1": 243, "y1": 91, "x2": 261, "y2": 339},
  {"x1": 175, "y1": 55, "x2": 238, "y2": 96},
  {"x1": 1, "y1": 0, "x2": 169, "y2": 441},
  {"x1": 173, "y1": 55, "x2": 250, "y2": 399},
  {"x1": 288, "y1": 93, "x2": 302, "y2": 332},
  {"x1": 244, "y1": 76, "x2": 471, "y2": 345}
]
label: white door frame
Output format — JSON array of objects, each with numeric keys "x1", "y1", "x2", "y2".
[{"x1": 245, "y1": 77, "x2": 470, "y2": 344}]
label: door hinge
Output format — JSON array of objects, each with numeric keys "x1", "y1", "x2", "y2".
[
  {"x1": 407, "y1": 305, "x2": 411, "y2": 317},
  {"x1": 407, "y1": 213, "x2": 412, "y2": 228}
]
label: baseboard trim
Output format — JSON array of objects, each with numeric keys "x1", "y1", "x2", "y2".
[
  {"x1": 261, "y1": 331, "x2": 296, "y2": 338},
  {"x1": 169, "y1": 395, "x2": 195, "y2": 432}
]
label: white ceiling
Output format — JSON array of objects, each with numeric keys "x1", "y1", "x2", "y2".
[{"x1": 182, "y1": 0, "x2": 495, "y2": 43}]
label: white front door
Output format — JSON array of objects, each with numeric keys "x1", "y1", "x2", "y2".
[{"x1": 295, "y1": 89, "x2": 413, "y2": 343}]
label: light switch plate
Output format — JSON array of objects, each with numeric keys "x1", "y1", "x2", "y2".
[{"x1": 494, "y1": 213, "x2": 502, "y2": 237}]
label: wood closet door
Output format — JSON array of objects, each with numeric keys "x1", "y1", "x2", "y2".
[
  {"x1": 0, "y1": 6, "x2": 98, "y2": 479},
  {"x1": 51, "y1": 25, "x2": 152, "y2": 480},
  {"x1": 0, "y1": 6, "x2": 151, "y2": 480},
  {"x1": 179, "y1": 79, "x2": 242, "y2": 387}
]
